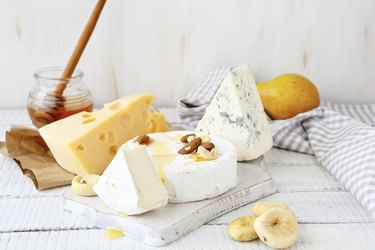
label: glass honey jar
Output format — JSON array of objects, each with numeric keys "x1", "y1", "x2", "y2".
[{"x1": 27, "y1": 66, "x2": 93, "y2": 128}]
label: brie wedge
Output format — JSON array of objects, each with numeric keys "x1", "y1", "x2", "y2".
[
  {"x1": 93, "y1": 144, "x2": 168, "y2": 215},
  {"x1": 197, "y1": 64, "x2": 273, "y2": 161},
  {"x1": 95, "y1": 131, "x2": 237, "y2": 209},
  {"x1": 132, "y1": 131, "x2": 237, "y2": 203}
]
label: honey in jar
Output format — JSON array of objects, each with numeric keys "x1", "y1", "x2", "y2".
[{"x1": 27, "y1": 66, "x2": 93, "y2": 128}]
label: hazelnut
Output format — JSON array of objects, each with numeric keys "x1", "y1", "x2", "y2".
[{"x1": 134, "y1": 135, "x2": 151, "y2": 145}]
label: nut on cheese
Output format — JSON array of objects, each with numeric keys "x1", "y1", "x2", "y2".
[{"x1": 39, "y1": 93, "x2": 169, "y2": 175}]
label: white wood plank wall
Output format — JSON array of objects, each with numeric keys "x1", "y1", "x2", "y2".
[{"x1": 0, "y1": 0, "x2": 374, "y2": 108}]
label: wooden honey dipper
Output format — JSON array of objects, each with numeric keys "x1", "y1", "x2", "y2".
[{"x1": 34, "y1": 0, "x2": 107, "y2": 125}]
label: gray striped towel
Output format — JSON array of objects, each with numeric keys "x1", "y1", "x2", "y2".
[
  {"x1": 177, "y1": 67, "x2": 231, "y2": 129},
  {"x1": 177, "y1": 66, "x2": 375, "y2": 219}
]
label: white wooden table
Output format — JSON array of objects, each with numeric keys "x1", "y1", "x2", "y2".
[{"x1": 1, "y1": 109, "x2": 375, "y2": 249}]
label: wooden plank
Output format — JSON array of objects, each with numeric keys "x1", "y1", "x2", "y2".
[
  {"x1": 262, "y1": 148, "x2": 344, "y2": 192},
  {"x1": 2, "y1": 1, "x2": 375, "y2": 108},
  {"x1": 1, "y1": 224, "x2": 375, "y2": 250},
  {"x1": 210, "y1": 192, "x2": 374, "y2": 224},
  {"x1": 0, "y1": 197, "x2": 94, "y2": 232},
  {"x1": 0, "y1": 191, "x2": 372, "y2": 233},
  {"x1": 262, "y1": 161, "x2": 343, "y2": 192},
  {"x1": 0, "y1": 110, "x2": 32, "y2": 142},
  {"x1": 264, "y1": 164, "x2": 344, "y2": 192},
  {"x1": 263, "y1": 147, "x2": 319, "y2": 166},
  {"x1": 0, "y1": 110, "x2": 32, "y2": 125},
  {"x1": 0, "y1": 154, "x2": 68, "y2": 198}
]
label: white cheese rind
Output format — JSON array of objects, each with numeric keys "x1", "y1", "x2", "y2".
[
  {"x1": 93, "y1": 144, "x2": 168, "y2": 215},
  {"x1": 96, "y1": 131, "x2": 238, "y2": 206},
  {"x1": 196, "y1": 64, "x2": 273, "y2": 161},
  {"x1": 165, "y1": 134, "x2": 237, "y2": 203},
  {"x1": 94, "y1": 131, "x2": 237, "y2": 205},
  {"x1": 144, "y1": 131, "x2": 237, "y2": 203}
]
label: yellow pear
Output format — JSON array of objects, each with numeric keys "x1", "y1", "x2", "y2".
[{"x1": 257, "y1": 74, "x2": 320, "y2": 120}]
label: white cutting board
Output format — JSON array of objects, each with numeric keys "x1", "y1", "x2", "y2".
[{"x1": 63, "y1": 163, "x2": 275, "y2": 246}]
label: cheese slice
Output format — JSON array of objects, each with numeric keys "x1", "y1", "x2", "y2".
[
  {"x1": 39, "y1": 93, "x2": 169, "y2": 175},
  {"x1": 93, "y1": 144, "x2": 168, "y2": 215},
  {"x1": 97, "y1": 131, "x2": 238, "y2": 205},
  {"x1": 196, "y1": 64, "x2": 273, "y2": 161}
]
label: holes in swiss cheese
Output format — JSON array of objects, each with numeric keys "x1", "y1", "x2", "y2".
[
  {"x1": 120, "y1": 113, "x2": 133, "y2": 129},
  {"x1": 99, "y1": 133, "x2": 106, "y2": 142},
  {"x1": 82, "y1": 117, "x2": 96, "y2": 124},
  {"x1": 106, "y1": 131, "x2": 116, "y2": 143},
  {"x1": 76, "y1": 145, "x2": 84, "y2": 151},
  {"x1": 99, "y1": 131, "x2": 117, "y2": 143},
  {"x1": 109, "y1": 145, "x2": 118, "y2": 156}
]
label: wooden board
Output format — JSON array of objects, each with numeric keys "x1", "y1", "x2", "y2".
[
  {"x1": 63, "y1": 163, "x2": 275, "y2": 246},
  {"x1": 2, "y1": 224, "x2": 375, "y2": 250}
]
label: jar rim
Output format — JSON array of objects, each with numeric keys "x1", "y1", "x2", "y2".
[{"x1": 33, "y1": 66, "x2": 84, "y2": 81}]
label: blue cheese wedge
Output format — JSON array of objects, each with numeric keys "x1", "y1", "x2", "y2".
[{"x1": 196, "y1": 64, "x2": 273, "y2": 161}]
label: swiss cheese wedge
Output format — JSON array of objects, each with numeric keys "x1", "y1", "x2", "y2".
[{"x1": 39, "y1": 93, "x2": 169, "y2": 174}]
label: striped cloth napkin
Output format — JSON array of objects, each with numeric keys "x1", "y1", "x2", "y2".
[
  {"x1": 177, "y1": 67, "x2": 375, "y2": 219},
  {"x1": 178, "y1": 67, "x2": 231, "y2": 130}
]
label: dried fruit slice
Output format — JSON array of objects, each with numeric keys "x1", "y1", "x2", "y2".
[
  {"x1": 227, "y1": 215, "x2": 258, "y2": 242},
  {"x1": 71, "y1": 174, "x2": 100, "y2": 196},
  {"x1": 254, "y1": 207, "x2": 298, "y2": 249}
]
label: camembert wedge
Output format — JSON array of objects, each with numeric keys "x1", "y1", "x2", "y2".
[
  {"x1": 93, "y1": 144, "x2": 168, "y2": 215},
  {"x1": 95, "y1": 131, "x2": 237, "y2": 206}
]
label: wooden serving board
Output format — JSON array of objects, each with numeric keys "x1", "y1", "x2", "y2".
[{"x1": 63, "y1": 163, "x2": 275, "y2": 246}]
